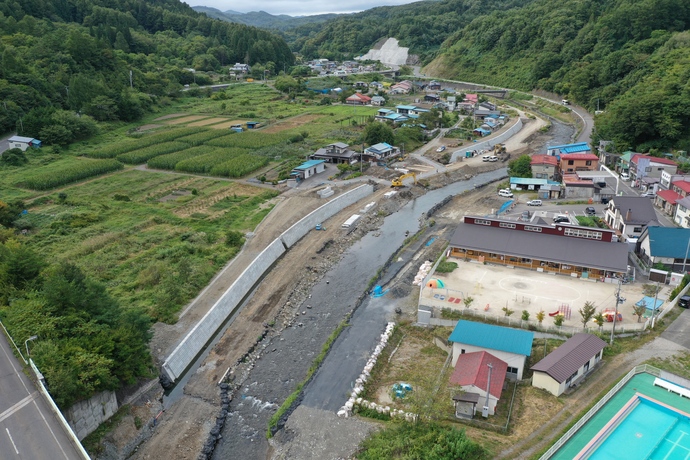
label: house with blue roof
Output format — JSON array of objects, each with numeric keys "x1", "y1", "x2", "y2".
[
  {"x1": 637, "y1": 226, "x2": 690, "y2": 272},
  {"x1": 449, "y1": 320, "x2": 534, "y2": 380},
  {"x1": 546, "y1": 142, "x2": 590, "y2": 156},
  {"x1": 473, "y1": 127, "x2": 491, "y2": 137},
  {"x1": 290, "y1": 159, "x2": 326, "y2": 181},
  {"x1": 364, "y1": 142, "x2": 398, "y2": 160}
]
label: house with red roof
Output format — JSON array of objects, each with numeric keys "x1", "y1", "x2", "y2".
[
  {"x1": 345, "y1": 93, "x2": 372, "y2": 105},
  {"x1": 449, "y1": 351, "x2": 508, "y2": 417},
  {"x1": 531, "y1": 154, "x2": 559, "y2": 180},
  {"x1": 630, "y1": 154, "x2": 677, "y2": 184},
  {"x1": 560, "y1": 153, "x2": 599, "y2": 173},
  {"x1": 655, "y1": 181, "x2": 690, "y2": 217}
]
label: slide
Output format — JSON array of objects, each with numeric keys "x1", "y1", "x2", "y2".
[{"x1": 548, "y1": 310, "x2": 561, "y2": 317}]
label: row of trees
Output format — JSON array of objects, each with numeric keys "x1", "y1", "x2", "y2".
[{"x1": 0, "y1": 232, "x2": 153, "y2": 408}]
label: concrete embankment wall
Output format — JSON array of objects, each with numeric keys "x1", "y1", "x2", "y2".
[
  {"x1": 66, "y1": 391, "x2": 118, "y2": 440},
  {"x1": 280, "y1": 184, "x2": 374, "y2": 248},
  {"x1": 451, "y1": 118, "x2": 524, "y2": 163},
  {"x1": 162, "y1": 184, "x2": 375, "y2": 383}
]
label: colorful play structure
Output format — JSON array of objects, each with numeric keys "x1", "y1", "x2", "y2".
[
  {"x1": 548, "y1": 304, "x2": 572, "y2": 319},
  {"x1": 602, "y1": 309, "x2": 623, "y2": 322}
]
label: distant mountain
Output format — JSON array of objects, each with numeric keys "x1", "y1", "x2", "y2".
[{"x1": 192, "y1": 6, "x2": 340, "y2": 31}]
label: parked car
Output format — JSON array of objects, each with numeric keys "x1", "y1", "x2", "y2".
[
  {"x1": 520, "y1": 210, "x2": 531, "y2": 222},
  {"x1": 527, "y1": 200, "x2": 542, "y2": 206},
  {"x1": 601, "y1": 197, "x2": 611, "y2": 204},
  {"x1": 585, "y1": 206, "x2": 596, "y2": 216},
  {"x1": 488, "y1": 156, "x2": 498, "y2": 162},
  {"x1": 436, "y1": 145, "x2": 446, "y2": 152},
  {"x1": 679, "y1": 295, "x2": 690, "y2": 308},
  {"x1": 641, "y1": 191, "x2": 655, "y2": 198},
  {"x1": 498, "y1": 189, "x2": 514, "y2": 198},
  {"x1": 482, "y1": 155, "x2": 491, "y2": 162},
  {"x1": 620, "y1": 172, "x2": 631, "y2": 181},
  {"x1": 553, "y1": 215, "x2": 570, "y2": 224}
]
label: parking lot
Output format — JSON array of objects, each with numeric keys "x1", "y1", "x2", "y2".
[{"x1": 422, "y1": 260, "x2": 651, "y2": 330}]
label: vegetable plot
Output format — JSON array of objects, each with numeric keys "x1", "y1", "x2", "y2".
[{"x1": 18, "y1": 159, "x2": 124, "y2": 190}]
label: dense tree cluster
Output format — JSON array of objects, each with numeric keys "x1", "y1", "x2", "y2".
[
  {"x1": 0, "y1": 0, "x2": 294, "y2": 138},
  {"x1": 0, "y1": 235, "x2": 153, "y2": 408}
]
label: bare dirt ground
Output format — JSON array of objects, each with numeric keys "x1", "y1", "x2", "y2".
[
  {"x1": 153, "y1": 113, "x2": 188, "y2": 121},
  {"x1": 165, "y1": 115, "x2": 210, "y2": 125},
  {"x1": 261, "y1": 114, "x2": 320, "y2": 133},
  {"x1": 188, "y1": 117, "x2": 230, "y2": 127},
  {"x1": 136, "y1": 124, "x2": 164, "y2": 132}
]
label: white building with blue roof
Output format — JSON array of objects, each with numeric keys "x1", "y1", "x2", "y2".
[
  {"x1": 290, "y1": 159, "x2": 325, "y2": 181},
  {"x1": 637, "y1": 226, "x2": 690, "y2": 273},
  {"x1": 364, "y1": 142, "x2": 398, "y2": 160},
  {"x1": 449, "y1": 320, "x2": 534, "y2": 380}
]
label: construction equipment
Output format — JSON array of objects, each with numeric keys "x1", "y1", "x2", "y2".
[
  {"x1": 391, "y1": 172, "x2": 417, "y2": 187},
  {"x1": 493, "y1": 143, "x2": 506, "y2": 154}
]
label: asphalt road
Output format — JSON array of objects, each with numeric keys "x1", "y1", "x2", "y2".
[
  {"x1": 0, "y1": 333, "x2": 83, "y2": 460},
  {"x1": 662, "y1": 308, "x2": 690, "y2": 349}
]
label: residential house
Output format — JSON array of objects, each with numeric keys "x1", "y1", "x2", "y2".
[
  {"x1": 473, "y1": 107, "x2": 501, "y2": 120},
  {"x1": 674, "y1": 196, "x2": 690, "y2": 228},
  {"x1": 464, "y1": 94, "x2": 478, "y2": 105},
  {"x1": 637, "y1": 226, "x2": 690, "y2": 273},
  {"x1": 395, "y1": 105, "x2": 429, "y2": 117},
  {"x1": 290, "y1": 159, "x2": 325, "y2": 181},
  {"x1": 560, "y1": 153, "x2": 599, "y2": 173},
  {"x1": 345, "y1": 93, "x2": 372, "y2": 105},
  {"x1": 449, "y1": 351, "x2": 507, "y2": 417},
  {"x1": 369, "y1": 81, "x2": 384, "y2": 91},
  {"x1": 231, "y1": 63, "x2": 250, "y2": 73},
  {"x1": 568, "y1": 171, "x2": 616, "y2": 203},
  {"x1": 617, "y1": 151, "x2": 635, "y2": 175},
  {"x1": 353, "y1": 81, "x2": 369, "y2": 89},
  {"x1": 423, "y1": 93, "x2": 440, "y2": 103},
  {"x1": 629, "y1": 154, "x2": 677, "y2": 185},
  {"x1": 473, "y1": 127, "x2": 491, "y2": 137},
  {"x1": 655, "y1": 181, "x2": 690, "y2": 217},
  {"x1": 604, "y1": 196, "x2": 658, "y2": 243},
  {"x1": 388, "y1": 80, "x2": 413, "y2": 94},
  {"x1": 448, "y1": 320, "x2": 534, "y2": 380},
  {"x1": 310, "y1": 143, "x2": 358, "y2": 164},
  {"x1": 546, "y1": 142, "x2": 591, "y2": 157},
  {"x1": 597, "y1": 140, "x2": 618, "y2": 168},
  {"x1": 370, "y1": 95, "x2": 386, "y2": 106},
  {"x1": 427, "y1": 80, "x2": 442, "y2": 90},
  {"x1": 531, "y1": 334, "x2": 607, "y2": 396},
  {"x1": 364, "y1": 142, "x2": 399, "y2": 160},
  {"x1": 531, "y1": 155, "x2": 559, "y2": 180},
  {"x1": 8, "y1": 136, "x2": 41, "y2": 151}
]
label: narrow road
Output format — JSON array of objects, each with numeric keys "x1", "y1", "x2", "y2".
[{"x1": 0, "y1": 332, "x2": 84, "y2": 460}]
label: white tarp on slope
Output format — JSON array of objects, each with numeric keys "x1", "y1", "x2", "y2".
[{"x1": 357, "y1": 37, "x2": 409, "y2": 66}]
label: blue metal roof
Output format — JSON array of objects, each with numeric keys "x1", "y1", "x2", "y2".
[
  {"x1": 561, "y1": 145, "x2": 591, "y2": 154},
  {"x1": 293, "y1": 159, "x2": 325, "y2": 170},
  {"x1": 448, "y1": 320, "x2": 534, "y2": 356},
  {"x1": 646, "y1": 226, "x2": 690, "y2": 258},
  {"x1": 396, "y1": 105, "x2": 416, "y2": 110},
  {"x1": 510, "y1": 178, "x2": 549, "y2": 185},
  {"x1": 547, "y1": 142, "x2": 589, "y2": 151}
]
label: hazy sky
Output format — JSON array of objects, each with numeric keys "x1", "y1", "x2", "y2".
[{"x1": 183, "y1": 0, "x2": 421, "y2": 16}]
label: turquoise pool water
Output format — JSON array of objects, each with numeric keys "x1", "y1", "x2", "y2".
[{"x1": 588, "y1": 397, "x2": 690, "y2": 459}]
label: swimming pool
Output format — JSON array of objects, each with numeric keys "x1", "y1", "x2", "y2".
[{"x1": 579, "y1": 395, "x2": 690, "y2": 459}]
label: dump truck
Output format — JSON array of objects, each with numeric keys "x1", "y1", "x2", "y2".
[{"x1": 391, "y1": 172, "x2": 417, "y2": 187}]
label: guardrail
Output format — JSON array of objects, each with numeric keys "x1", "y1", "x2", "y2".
[{"x1": 538, "y1": 364, "x2": 661, "y2": 459}]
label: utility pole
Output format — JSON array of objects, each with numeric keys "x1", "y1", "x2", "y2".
[
  {"x1": 610, "y1": 279, "x2": 622, "y2": 345},
  {"x1": 483, "y1": 363, "x2": 493, "y2": 418}
]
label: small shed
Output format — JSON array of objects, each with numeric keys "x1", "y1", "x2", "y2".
[
  {"x1": 291, "y1": 159, "x2": 326, "y2": 181},
  {"x1": 449, "y1": 351, "x2": 507, "y2": 416},
  {"x1": 531, "y1": 333, "x2": 606, "y2": 396},
  {"x1": 452, "y1": 392, "x2": 480, "y2": 419},
  {"x1": 246, "y1": 121, "x2": 260, "y2": 129}
]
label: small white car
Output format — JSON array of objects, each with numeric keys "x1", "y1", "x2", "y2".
[
  {"x1": 498, "y1": 189, "x2": 514, "y2": 198},
  {"x1": 620, "y1": 172, "x2": 631, "y2": 181},
  {"x1": 527, "y1": 200, "x2": 542, "y2": 206},
  {"x1": 436, "y1": 145, "x2": 446, "y2": 152},
  {"x1": 488, "y1": 156, "x2": 498, "y2": 162},
  {"x1": 482, "y1": 155, "x2": 491, "y2": 162}
]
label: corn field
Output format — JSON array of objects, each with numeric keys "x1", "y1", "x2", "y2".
[
  {"x1": 206, "y1": 131, "x2": 292, "y2": 149},
  {"x1": 116, "y1": 142, "x2": 188, "y2": 164},
  {"x1": 147, "y1": 146, "x2": 217, "y2": 170},
  {"x1": 210, "y1": 154, "x2": 269, "y2": 178},
  {"x1": 19, "y1": 159, "x2": 124, "y2": 190},
  {"x1": 175, "y1": 148, "x2": 248, "y2": 174},
  {"x1": 176, "y1": 130, "x2": 234, "y2": 146},
  {"x1": 86, "y1": 127, "x2": 204, "y2": 158}
]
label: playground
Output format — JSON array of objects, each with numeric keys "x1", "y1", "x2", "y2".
[{"x1": 420, "y1": 260, "x2": 651, "y2": 329}]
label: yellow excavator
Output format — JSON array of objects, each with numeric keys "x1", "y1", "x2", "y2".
[
  {"x1": 493, "y1": 143, "x2": 507, "y2": 154},
  {"x1": 391, "y1": 172, "x2": 417, "y2": 187}
]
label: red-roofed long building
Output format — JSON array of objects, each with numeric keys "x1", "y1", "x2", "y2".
[
  {"x1": 449, "y1": 351, "x2": 507, "y2": 416},
  {"x1": 345, "y1": 93, "x2": 372, "y2": 105}
]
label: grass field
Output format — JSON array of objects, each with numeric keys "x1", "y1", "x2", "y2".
[{"x1": 15, "y1": 170, "x2": 277, "y2": 322}]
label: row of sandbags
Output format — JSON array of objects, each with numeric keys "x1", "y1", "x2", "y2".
[{"x1": 412, "y1": 261, "x2": 433, "y2": 286}]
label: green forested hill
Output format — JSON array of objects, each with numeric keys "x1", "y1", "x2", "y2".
[
  {"x1": 428, "y1": 0, "x2": 690, "y2": 151},
  {"x1": 285, "y1": 0, "x2": 531, "y2": 63},
  {"x1": 0, "y1": 0, "x2": 294, "y2": 137},
  {"x1": 192, "y1": 6, "x2": 340, "y2": 31}
]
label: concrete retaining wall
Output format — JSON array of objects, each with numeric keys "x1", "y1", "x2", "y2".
[
  {"x1": 451, "y1": 118, "x2": 524, "y2": 163},
  {"x1": 162, "y1": 184, "x2": 375, "y2": 383},
  {"x1": 66, "y1": 390, "x2": 118, "y2": 440},
  {"x1": 163, "y1": 238, "x2": 286, "y2": 382},
  {"x1": 280, "y1": 184, "x2": 374, "y2": 248}
]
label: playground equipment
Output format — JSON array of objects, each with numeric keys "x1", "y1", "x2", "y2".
[
  {"x1": 427, "y1": 279, "x2": 446, "y2": 289},
  {"x1": 391, "y1": 172, "x2": 417, "y2": 187},
  {"x1": 603, "y1": 309, "x2": 623, "y2": 322},
  {"x1": 548, "y1": 304, "x2": 571, "y2": 319}
]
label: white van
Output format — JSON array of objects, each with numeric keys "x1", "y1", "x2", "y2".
[
  {"x1": 527, "y1": 199, "x2": 542, "y2": 206},
  {"x1": 498, "y1": 189, "x2": 514, "y2": 198},
  {"x1": 620, "y1": 172, "x2": 631, "y2": 181}
]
